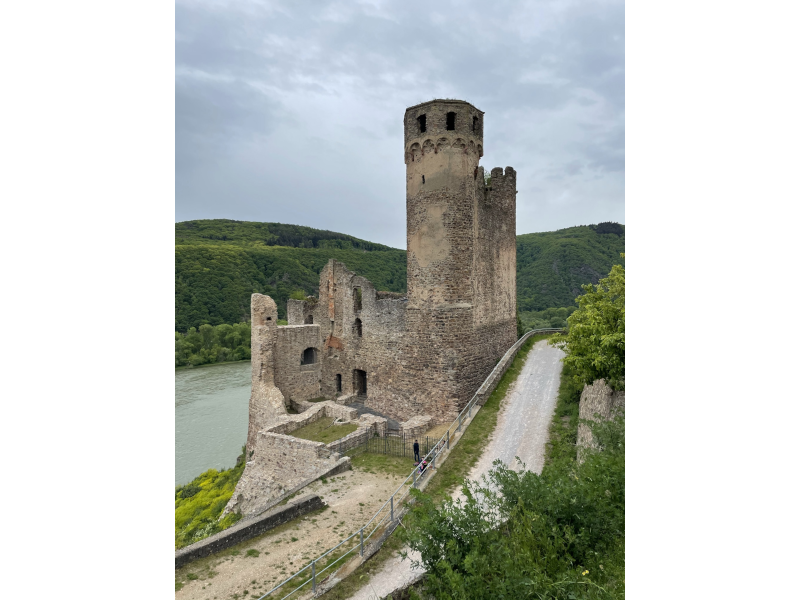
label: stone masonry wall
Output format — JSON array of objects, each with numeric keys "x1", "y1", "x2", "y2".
[
  {"x1": 577, "y1": 379, "x2": 625, "y2": 457},
  {"x1": 246, "y1": 294, "x2": 287, "y2": 455},
  {"x1": 273, "y1": 325, "x2": 322, "y2": 402},
  {"x1": 224, "y1": 430, "x2": 348, "y2": 518}
]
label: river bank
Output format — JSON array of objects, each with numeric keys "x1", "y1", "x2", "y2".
[{"x1": 176, "y1": 361, "x2": 251, "y2": 486}]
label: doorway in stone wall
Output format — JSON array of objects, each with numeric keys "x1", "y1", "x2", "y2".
[{"x1": 353, "y1": 369, "x2": 367, "y2": 396}]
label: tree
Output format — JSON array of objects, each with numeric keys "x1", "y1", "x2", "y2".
[{"x1": 551, "y1": 258, "x2": 625, "y2": 390}]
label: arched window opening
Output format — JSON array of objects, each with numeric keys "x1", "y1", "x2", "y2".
[
  {"x1": 336, "y1": 374, "x2": 342, "y2": 393},
  {"x1": 473, "y1": 116, "x2": 479, "y2": 132},
  {"x1": 353, "y1": 287, "x2": 362, "y2": 312},
  {"x1": 446, "y1": 112, "x2": 456, "y2": 130},
  {"x1": 354, "y1": 318, "x2": 362, "y2": 337},
  {"x1": 301, "y1": 347, "x2": 317, "y2": 365},
  {"x1": 418, "y1": 114, "x2": 426, "y2": 133},
  {"x1": 305, "y1": 315, "x2": 314, "y2": 324}
]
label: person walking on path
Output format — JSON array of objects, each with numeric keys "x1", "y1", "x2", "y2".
[{"x1": 413, "y1": 439, "x2": 420, "y2": 463}]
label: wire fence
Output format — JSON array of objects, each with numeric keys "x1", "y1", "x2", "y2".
[{"x1": 254, "y1": 328, "x2": 561, "y2": 600}]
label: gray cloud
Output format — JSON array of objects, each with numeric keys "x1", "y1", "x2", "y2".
[{"x1": 176, "y1": 0, "x2": 624, "y2": 248}]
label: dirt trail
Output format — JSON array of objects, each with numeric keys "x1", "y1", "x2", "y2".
[
  {"x1": 175, "y1": 465, "x2": 411, "y2": 600},
  {"x1": 347, "y1": 339, "x2": 565, "y2": 599}
]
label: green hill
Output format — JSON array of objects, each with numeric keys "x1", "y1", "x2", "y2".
[
  {"x1": 174, "y1": 220, "x2": 624, "y2": 333},
  {"x1": 175, "y1": 220, "x2": 406, "y2": 332}
]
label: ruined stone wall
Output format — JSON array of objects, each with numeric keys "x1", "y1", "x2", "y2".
[
  {"x1": 273, "y1": 325, "x2": 322, "y2": 402},
  {"x1": 577, "y1": 379, "x2": 626, "y2": 457},
  {"x1": 224, "y1": 431, "x2": 348, "y2": 518},
  {"x1": 246, "y1": 294, "x2": 287, "y2": 455},
  {"x1": 309, "y1": 261, "x2": 412, "y2": 415}
]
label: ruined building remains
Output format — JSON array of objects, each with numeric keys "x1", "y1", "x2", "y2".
[{"x1": 227, "y1": 100, "x2": 517, "y2": 516}]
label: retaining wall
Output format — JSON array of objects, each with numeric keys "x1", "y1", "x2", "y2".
[{"x1": 175, "y1": 494, "x2": 325, "y2": 569}]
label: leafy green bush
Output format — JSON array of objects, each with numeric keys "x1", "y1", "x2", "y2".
[
  {"x1": 551, "y1": 260, "x2": 625, "y2": 390},
  {"x1": 175, "y1": 448, "x2": 246, "y2": 549},
  {"x1": 401, "y1": 417, "x2": 625, "y2": 599}
]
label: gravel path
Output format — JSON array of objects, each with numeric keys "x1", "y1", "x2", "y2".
[{"x1": 348, "y1": 339, "x2": 565, "y2": 599}]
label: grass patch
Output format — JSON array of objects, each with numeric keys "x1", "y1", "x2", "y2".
[
  {"x1": 175, "y1": 447, "x2": 246, "y2": 549},
  {"x1": 421, "y1": 334, "x2": 547, "y2": 503},
  {"x1": 350, "y1": 453, "x2": 416, "y2": 478},
  {"x1": 291, "y1": 417, "x2": 359, "y2": 444},
  {"x1": 543, "y1": 359, "x2": 583, "y2": 469},
  {"x1": 246, "y1": 549, "x2": 260, "y2": 557}
]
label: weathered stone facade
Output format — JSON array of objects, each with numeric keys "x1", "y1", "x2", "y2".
[
  {"x1": 230, "y1": 100, "x2": 518, "y2": 518},
  {"x1": 577, "y1": 379, "x2": 625, "y2": 460},
  {"x1": 257, "y1": 100, "x2": 517, "y2": 426}
]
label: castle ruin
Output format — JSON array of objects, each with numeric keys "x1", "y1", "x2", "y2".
[{"x1": 226, "y1": 99, "x2": 517, "y2": 516}]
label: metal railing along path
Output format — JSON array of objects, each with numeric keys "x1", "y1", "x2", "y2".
[{"x1": 255, "y1": 328, "x2": 561, "y2": 600}]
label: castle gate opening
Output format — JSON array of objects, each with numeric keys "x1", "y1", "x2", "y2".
[{"x1": 353, "y1": 369, "x2": 367, "y2": 396}]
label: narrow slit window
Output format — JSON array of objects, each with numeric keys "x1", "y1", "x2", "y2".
[
  {"x1": 336, "y1": 374, "x2": 342, "y2": 393},
  {"x1": 473, "y1": 116, "x2": 479, "y2": 131},
  {"x1": 422, "y1": 175, "x2": 425, "y2": 184},
  {"x1": 353, "y1": 287, "x2": 362, "y2": 312},
  {"x1": 418, "y1": 114, "x2": 426, "y2": 133},
  {"x1": 446, "y1": 112, "x2": 456, "y2": 130},
  {"x1": 354, "y1": 318, "x2": 362, "y2": 337}
]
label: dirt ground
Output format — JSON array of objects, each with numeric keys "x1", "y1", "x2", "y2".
[{"x1": 175, "y1": 459, "x2": 412, "y2": 600}]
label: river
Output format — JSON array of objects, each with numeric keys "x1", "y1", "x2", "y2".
[{"x1": 175, "y1": 361, "x2": 251, "y2": 487}]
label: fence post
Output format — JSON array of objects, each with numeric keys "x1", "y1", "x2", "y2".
[
  {"x1": 312, "y1": 560, "x2": 316, "y2": 593},
  {"x1": 447, "y1": 429, "x2": 450, "y2": 449},
  {"x1": 360, "y1": 528, "x2": 364, "y2": 556},
  {"x1": 390, "y1": 496, "x2": 394, "y2": 522}
]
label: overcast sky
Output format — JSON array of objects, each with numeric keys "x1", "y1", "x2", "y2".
[{"x1": 176, "y1": 0, "x2": 624, "y2": 249}]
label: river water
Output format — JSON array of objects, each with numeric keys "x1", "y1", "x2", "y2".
[{"x1": 175, "y1": 361, "x2": 251, "y2": 487}]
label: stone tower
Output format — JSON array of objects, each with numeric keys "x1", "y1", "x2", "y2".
[{"x1": 403, "y1": 99, "x2": 517, "y2": 418}]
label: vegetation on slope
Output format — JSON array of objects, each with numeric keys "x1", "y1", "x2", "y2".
[
  {"x1": 175, "y1": 449, "x2": 245, "y2": 549},
  {"x1": 550, "y1": 259, "x2": 625, "y2": 389},
  {"x1": 401, "y1": 417, "x2": 625, "y2": 599},
  {"x1": 517, "y1": 223, "x2": 625, "y2": 314},
  {"x1": 176, "y1": 233, "x2": 406, "y2": 331}
]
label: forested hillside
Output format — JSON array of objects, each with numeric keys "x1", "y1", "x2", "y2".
[
  {"x1": 516, "y1": 223, "x2": 625, "y2": 327},
  {"x1": 175, "y1": 220, "x2": 406, "y2": 332},
  {"x1": 175, "y1": 220, "x2": 624, "y2": 333}
]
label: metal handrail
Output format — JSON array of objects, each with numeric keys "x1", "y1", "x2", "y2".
[{"x1": 255, "y1": 328, "x2": 560, "y2": 599}]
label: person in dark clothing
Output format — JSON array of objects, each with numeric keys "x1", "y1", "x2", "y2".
[{"x1": 413, "y1": 439, "x2": 420, "y2": 463}]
